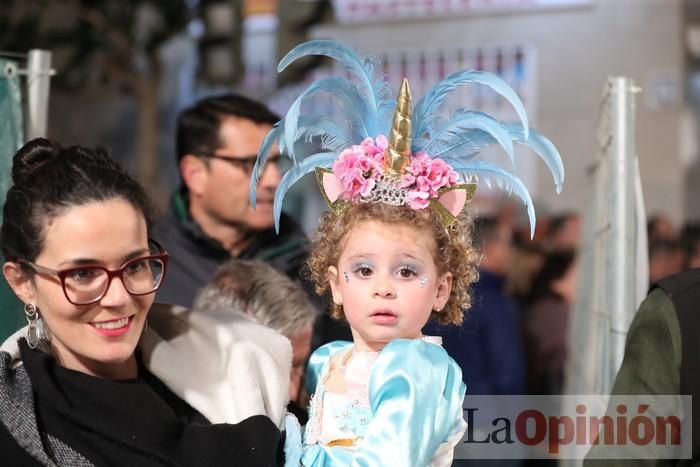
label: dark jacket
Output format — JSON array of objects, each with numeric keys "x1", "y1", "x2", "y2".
[
  {"x1": 0, "y1": 339, "x2": 283, "y2": 466},
  {"x1": 153, "y1": 189, "x2": 310, "y2": 308},
  {"x1": 583, "y1": 284, "x2": 685, "y2": 465}
]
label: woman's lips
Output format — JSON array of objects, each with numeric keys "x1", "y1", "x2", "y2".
[{"x1": 90, "y1": 316, "x2": 134, "y2": 337}]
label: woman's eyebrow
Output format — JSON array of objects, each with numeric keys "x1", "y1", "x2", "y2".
[{"x1": 57, "y1": 248, "x2": 149, "y2": 268}]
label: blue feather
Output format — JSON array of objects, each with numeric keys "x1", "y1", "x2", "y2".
[
  {"x1": 414, "y1": 70, "x2": 529, "y2": 142},
  {"x1": 295, "y1": 115, "x2": 355, "y2": 153},
  {"x1": 417, "y1": 110, "x2": 514, "y2": 167},
  {"x1": 250, "y1": 122, "x2": 282, "y2": 208},
  {"x1": 283, "y1": 77, "x2": 371, "y2": 160},
  {"x1": 278, "y1": 40, "x2": 392, "y2": 130},
  {"x1": 430, "y1": 129, "x2": 498, "y2": 160},
  {"x1": 451, "y1": 160, "x2": 537, "y2": 238},
  {"x1": 273, "y1": 152, "x2": 338, "y2": 232},
  {"x1": 504, "y1": 124, "x2": 565, "y2": 193}
]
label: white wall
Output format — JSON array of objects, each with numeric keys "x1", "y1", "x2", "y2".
[{"x1": 312, "y1": 0, "x2": 685, "y2": 221}]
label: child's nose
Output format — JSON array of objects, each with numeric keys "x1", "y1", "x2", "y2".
[{"x1": 373, "y1": 281, "x2": 396, "y2": 298}]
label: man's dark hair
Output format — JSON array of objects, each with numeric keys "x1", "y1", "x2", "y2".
[{"x1": 175, "y1": 93, "x2": 280, "y2": 164}]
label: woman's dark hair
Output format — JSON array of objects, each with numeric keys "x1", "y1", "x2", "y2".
[
  {"x1": 1, "y1": 138, "x2": 154, "y2": 262},
  {"x1": 526, "y1": 249, "x2": 576, "y2": 304}
]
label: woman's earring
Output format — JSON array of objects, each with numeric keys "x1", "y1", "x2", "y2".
[{"x1": 24, "y1": 303, "x2": 40, "y2": 349}]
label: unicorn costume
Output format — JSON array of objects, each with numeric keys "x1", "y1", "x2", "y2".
[{"x1": 250, "y1": 40, "x2": 563, "y2": 467}]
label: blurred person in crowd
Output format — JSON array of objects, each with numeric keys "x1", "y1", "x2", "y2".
[
  {"x1": 647, "y1": 213, "x2": 677, "y2": 242},
  {"x1": 194, "y1": 259, "x2": 315, "y2": 423},
  {"x1": 425, "y1": 216, "x2": 527, "y2": 395},
  {"x1": 0, "y1": 139, "x2": 287, "y2": 465},
  {"x1": 648, "y1": 238, "x2": 684, "y2": 285},
  {"x1": 680, "y1": 223, "x2": 700, "y2": 269},
  {"x1": 523, "y1": 249, "x2": 577, "y2": 395},
  {"x1": 545, "y1": 212, "x2": 580, "y2": 250},
  {"x1": 508, "y1": 234, "x2": 546, "y2": 305}
]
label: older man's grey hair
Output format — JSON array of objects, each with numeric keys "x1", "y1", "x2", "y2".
[{"x1": 193, "y1": 259, "x2": 315, "y2": 338}]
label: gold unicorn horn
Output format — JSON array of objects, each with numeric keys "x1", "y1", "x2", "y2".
[{"x1": 384, "y1": 78, "x2": 412, "y2": 176}]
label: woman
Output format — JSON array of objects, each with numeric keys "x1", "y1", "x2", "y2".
[
  {"x1": 0, "y1": 138, "x2": 285, "y2": 466},
  {"x1": 523, "y1": 249, "x2": 577, "y2": 396}
]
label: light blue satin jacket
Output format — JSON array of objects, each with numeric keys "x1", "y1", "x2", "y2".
[{"x1": 285, "y1": 338, "x2": 467, "y2": 467}]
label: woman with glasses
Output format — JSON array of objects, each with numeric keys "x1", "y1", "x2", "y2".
[{"x1": 0, "y1": 138, "x2": 286, "y2": 465}]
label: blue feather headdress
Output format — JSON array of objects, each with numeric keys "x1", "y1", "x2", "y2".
[{"x1": 250, "y1": 40, "x2": 564, "y2": 237}]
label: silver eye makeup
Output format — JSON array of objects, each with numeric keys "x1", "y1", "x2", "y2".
[
  {"x1": 347, "y1": 259, "x2": 424, "y2": 280},
  {"x1": 351, "y1": 263, "x2": 374, "y2": 278}
]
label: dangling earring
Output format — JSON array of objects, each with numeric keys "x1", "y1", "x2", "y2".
[{"x1": 24, "y1": 303, "x2": 40, "y2": 349}]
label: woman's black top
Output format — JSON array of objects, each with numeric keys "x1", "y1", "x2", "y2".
[{"x1": 18, "y1": 339, "x2": 283, "y2": 466}]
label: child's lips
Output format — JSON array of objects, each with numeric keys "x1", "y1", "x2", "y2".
[{"x1": 370, "y1": 309, "x2": 398, "y2": 325}]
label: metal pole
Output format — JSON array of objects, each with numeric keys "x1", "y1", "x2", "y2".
[
  {"x1": 25, "y1": 49, "x2": 53, "y2": 139},
  {"x1": 607, "y1": 76, "x2": 641, "y2": 384}
]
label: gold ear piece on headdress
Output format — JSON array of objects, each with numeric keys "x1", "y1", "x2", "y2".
[
  {"x1": 430, "y1": 184, "x2": 477, "y2": 227},
  {"x1": 384, "y1": 78, "x2": 412, "y2": 177},
  {"x1": 315, "y1": 167, "x2": 348, "y2": 216}
]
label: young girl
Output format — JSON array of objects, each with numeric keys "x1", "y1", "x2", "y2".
[{"x1": 252, "y1": 40, "x2": 564, "y2": 466}]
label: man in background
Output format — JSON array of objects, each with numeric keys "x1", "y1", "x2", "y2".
[{"x1": 154, "y1": 94, "x2": 309, "y2": 307}]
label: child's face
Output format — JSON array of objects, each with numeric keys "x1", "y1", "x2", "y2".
[{"x1": 328, "y1": 220, "x2": 452, "y2": 352}]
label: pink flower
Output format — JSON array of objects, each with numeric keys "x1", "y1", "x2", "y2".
[
  {"x1": 399, "y1": 173, "x2": 415, "y2": 188},
  {"x1": 406, "y1": 190, "x2": 430, "y2": 209},
  {"x1": 330, "y1": 135, "x2": 459, "y2": 206},
  {"x1": 332, "y1": 137, "x2": 387, "y2": 200}
]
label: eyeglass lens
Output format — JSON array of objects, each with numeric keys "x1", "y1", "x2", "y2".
[{"x1": 63, "y1": 258, "x2": 165, "y2": 304}]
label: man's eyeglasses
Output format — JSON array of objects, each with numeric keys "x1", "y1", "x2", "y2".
[
  {"x1": 16, "y1": 240, "x2": 169, "y2": 306},
  {"x1": 197, "y1": 152, "x2": 291, "y2": 175}
]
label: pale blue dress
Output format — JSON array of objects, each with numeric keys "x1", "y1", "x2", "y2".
[{"x1": 285, "y1": 337, "x2": 467, "y2": 467}]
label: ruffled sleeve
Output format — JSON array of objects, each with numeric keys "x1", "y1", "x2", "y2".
[
  {"x1": 302, "y1": 338, "x2": 466, "y2": 467},
  {"x1": 305, "y1": 340, "x2": 353, "y2": 396}
]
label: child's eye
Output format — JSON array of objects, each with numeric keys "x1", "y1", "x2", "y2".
[
  {"x1": 352, "y1": 264, "x2": 373, "y2": 277},
  {"x1": 396, "y1": 266, "x2": 417, "y2": 278},
  {"x1": 358, "y1": 266, "x2": 373, "y2": 277}
]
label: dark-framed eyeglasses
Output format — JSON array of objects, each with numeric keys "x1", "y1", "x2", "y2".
[
  {"x1": 197, "y1": 152, "x2": 290, "y2": 175},
  {"x1": 16, "y1": 240, "x2": 169, "y2": 306}
]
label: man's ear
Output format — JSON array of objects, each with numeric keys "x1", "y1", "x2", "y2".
[
  {"x1": 434, "y1": 271, "x2": 452, "y2": 311},
  {"x1": 3, "y1": 262, "x2": 34, "y2": 305},
  {"x1": 180, "y1": 155, "x2": 209, "y2": 196},
  {"x1": 327, "y1": 266, "x2": 343, "y2": 305}
]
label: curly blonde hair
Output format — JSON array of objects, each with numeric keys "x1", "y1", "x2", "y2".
[{"x1": 306, "y1": 203, "x2": 480, "y2": 325}]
